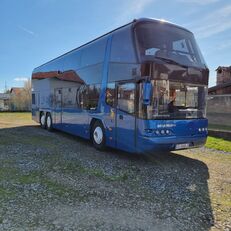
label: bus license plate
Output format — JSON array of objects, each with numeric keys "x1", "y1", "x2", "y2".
[{"x1": 175, "y1": 143, "x2": 190, "y2": 150}]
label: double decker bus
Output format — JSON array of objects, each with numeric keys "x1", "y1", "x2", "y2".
[{"x1": 32, "y1": 18, "x2": 209, "y2": 153}]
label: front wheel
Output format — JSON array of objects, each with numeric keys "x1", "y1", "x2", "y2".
[
  {"x1": 46, "y1": 113, "x2": 53, "y2": 131},
  {"x1": 91, "y1": 121, "x2": 106, "y2": 150}
]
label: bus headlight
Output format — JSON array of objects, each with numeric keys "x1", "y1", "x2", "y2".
[{"x1": 155, "y1": 130, "x2": 160, "y2": 135}]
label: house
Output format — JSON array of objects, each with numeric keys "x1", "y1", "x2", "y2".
[
  {"x1": 0, "y1": 93, "x2": 10, "y2": 111},
  {"x1": 209, "y1": 66, "x2": 231, "y2": 95},
  {"x1": 10, "y1": 87, "x2": 24, "y2": 95}
]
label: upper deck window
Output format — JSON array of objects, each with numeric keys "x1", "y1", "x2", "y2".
[
  {"x1": 81, "y1": 37, "x2": 107, "y2": 67},
  {"x1": 136, "y1": 22, "x2": 206, "y2": 68},
  {"x1": 110, "y1": 27, "x2": 136, "y2": 63}
]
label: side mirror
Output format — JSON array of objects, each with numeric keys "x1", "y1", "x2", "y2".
[{"x1": 143, "y1": 81, "x2": 152, "y2": 105}]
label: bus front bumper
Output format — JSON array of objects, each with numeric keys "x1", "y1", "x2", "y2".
[{"x1": 137, "y1": 135, "x2": 207, "y2": 153}]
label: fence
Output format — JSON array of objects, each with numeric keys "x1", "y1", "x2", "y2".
[{"x1": 207, "y1": 94, "x2": 231, "y2": 131}]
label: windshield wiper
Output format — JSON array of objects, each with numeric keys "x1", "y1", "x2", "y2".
[{"x1": 154, "y1": 56, "x2": 188, "y2": 68}]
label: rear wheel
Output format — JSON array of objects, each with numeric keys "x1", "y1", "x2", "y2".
[
  {"x1": 91, "y1": 121, "x2": 106, "y2": 150},
  {"x1": 46, "y1": 113, "x2": 53, "y2": 131},
  {"x1": 40, "y1": 112, "x2": 46, "y2": 129}
]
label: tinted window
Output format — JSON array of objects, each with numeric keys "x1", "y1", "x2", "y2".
[
  {"x1": 77, "y1": 84, "x2": 101, "y2": 110},
  {"x1": 62, "y1": 50, "x2": 82, "y2": 71},
  {"x1": 88, "y1": 84, "x2": 101, "y2": 110},
  {"x1": 77, "y1": 85, "x2": 88, "y2": 109},
  {"x1": 136, "y1": 22, "x2": 206, "y2": 68},
  {"x1": 76, "y1": 63, "x2": 103, "y2": 84},
  {"x1": 110, "y1": 27, "x2": 136, "y2": 63},
  {"x1": 81, "y1": 38, "x2": 107, "y2": 67},
  {"x1": 62, "y1": 87, "x2": 78, "y2": 108},
  {"x1": 118, "y1": 83, "x2": 135, "y2": 114},
  {"x1": 106, "y1": 82, "x2": 116, "y2": 107},
  {"x1": 108, "y1": 63, "x2": 140, "y2": 82}
]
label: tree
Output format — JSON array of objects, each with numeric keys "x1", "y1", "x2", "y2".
[{"x1": 10, "y1": 78, "x2": 32, "y2": 111}]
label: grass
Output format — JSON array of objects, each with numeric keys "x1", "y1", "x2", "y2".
[
  {"x1": 0, "y1": 112, "x2": 33, "y2": 127},
  {"x1": 205, "y1": 136, "x2": 231, "y2": 152}
]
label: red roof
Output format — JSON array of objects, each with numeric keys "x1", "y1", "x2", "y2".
[
  {"x1": 10, "y1": 87, "x2": 24, "y2": 95},
  {"x1": 32, "y1": 70, "x2": 84, "y2": 84}
]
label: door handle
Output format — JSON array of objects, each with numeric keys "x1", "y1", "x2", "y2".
[{"x1": 119, "y1": 114, "x2": 123, "y2": 120}]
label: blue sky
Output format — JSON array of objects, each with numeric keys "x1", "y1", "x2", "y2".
[{"x1": 0, "y1": 0, "x2": 230, "y2": 92}]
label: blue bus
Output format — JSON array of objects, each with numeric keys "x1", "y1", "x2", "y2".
[{"x1": 32, "y1": 18, "x2": 209, "y2": 153}]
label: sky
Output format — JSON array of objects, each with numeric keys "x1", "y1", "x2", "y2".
[{"x1": 0, "y1": 0, "x2": 230, "y2": 92}]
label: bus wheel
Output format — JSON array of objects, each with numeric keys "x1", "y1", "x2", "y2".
[
  {"x1": 40, "y1": 112, "x2": 46, "y2": 129},
  {"x1": 46, "y1": 113, "x2": 53, "y2": 131},
  {"x1": 91, "y1": 121, "x2": 105, "y2": 150}
]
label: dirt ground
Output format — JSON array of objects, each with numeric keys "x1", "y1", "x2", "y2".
[{"x1": 0, "y1": 113, "x2": 230, "y2": 231}]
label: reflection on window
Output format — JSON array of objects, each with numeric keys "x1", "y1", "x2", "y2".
[
  {"x1": 88, "y1": 84, "x2": 101, "y2": 110},
  {"x1": 118, "y1": 83, "x2": 135, "y2": 114},
  {"x1": 81, "y1": 38, "x2": 107, "y2": 67},
  {"x1": 138, "y1": 80, "x2": 207, "y2": 119},
  {"x1": 106, "y1": 82, "x2": 115, "y2": 107},
  {"x1": 77, "y1": 84, "x2": 101, "y2": 110},
  {"x1": 110, "y1": 27, "x2": 136, "y2": 63},
  {"x1": 63, "y1": 87, "x2": 78, "y2": 108},
  {"x1": 136, "y1": 22, "x2": 206, "y2": 67}
]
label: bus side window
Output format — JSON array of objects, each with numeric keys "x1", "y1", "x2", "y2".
[
  {"x1": 106, "y1": 83, "x2": 116, "y2": 107},
  {"x1": 117, "y1": 83, "x2": 135, "y2": 114},
  {"x1": 88, "y1": 84, "x2": 101, "y2": 110},
  {"x1": 77, "y1": 85, "x2": 88, "y2": 109},
  {"x1": 110, "y1": 27, "x2": 136, "y2": 63}
]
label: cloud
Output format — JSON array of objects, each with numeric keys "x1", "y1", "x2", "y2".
[
  {"x1": 115, "y1": 0, "x2": 154, "y2": 25},
  {"x1": 217, "y1": 39, "x2": 231, "y2": 50},
  {"x1": 188, "y1": 4, "x2": 231, "y2": 38},
  {"x1": 177, "y1": 0, "x2": 220, "y2": 5},
  {"x1": 18, "y1": 25, "x2": 35, "y2": 36},
  {"x1": 14, "y1": 78, "x2": 29, "y2": 82}
]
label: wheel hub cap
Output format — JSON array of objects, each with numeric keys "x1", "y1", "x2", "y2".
[{"x1": 93, "y1": 127, "x2": 103, "y2": 144}]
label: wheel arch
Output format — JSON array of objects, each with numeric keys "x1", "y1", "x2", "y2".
[{"x1": 89, "y1": 117, "x2": 106, "y2": 135}]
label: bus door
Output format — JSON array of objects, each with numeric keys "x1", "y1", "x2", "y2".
[
  {"x1": 54, "y1": 88, "x2": 62, "y2": 125},
  {"x1": 116, "y1": 82, "x2": 136, "y2": 152}
]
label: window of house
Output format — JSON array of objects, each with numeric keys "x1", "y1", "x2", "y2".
[{"x1": 32, "y1": 93, "x2": 36, "y2": 105}]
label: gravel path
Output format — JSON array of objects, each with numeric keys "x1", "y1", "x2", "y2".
[{"x1": 0, "y1": 114, "x2": 230, "y2": 230}]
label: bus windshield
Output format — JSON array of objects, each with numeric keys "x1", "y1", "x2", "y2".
[
  {"x1": 138, "y1": 80, "x2": 207, "y2": 120},
  {"x1": 136, "y1": 22, "x2": 206, "y2": 68}
]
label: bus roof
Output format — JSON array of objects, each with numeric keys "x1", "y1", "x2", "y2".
[{"x1": 34, "y1": 18, "x2": 192, "y2": 71}]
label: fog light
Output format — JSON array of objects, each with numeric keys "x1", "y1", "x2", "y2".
[
  {"x1": 160, "y1": 130, "x2": 165, "y2": 135},
  {"x1": 145, "y1": 129, "x2": 153, "y2": 133},
  {"x1": 155, "y1": 130, "x2": 160, "y2": 135},
  {"x1": 166, "y1": 130, "x2": 170, "y2": 135}
]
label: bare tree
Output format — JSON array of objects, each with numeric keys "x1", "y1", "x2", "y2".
[{"x1": 10, "y1": 78, "x2": 32, "y2": 111}]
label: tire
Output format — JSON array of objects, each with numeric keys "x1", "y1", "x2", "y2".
[
  {"x1": 40, "y1": 112, "x2": 46, "y2": 129},
  {"x1": 46, "y1": 113, "x2": 53, "y2": 131},
  {"x1": 91, "y1": 121, "x2": 106, "y2": 150}
]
